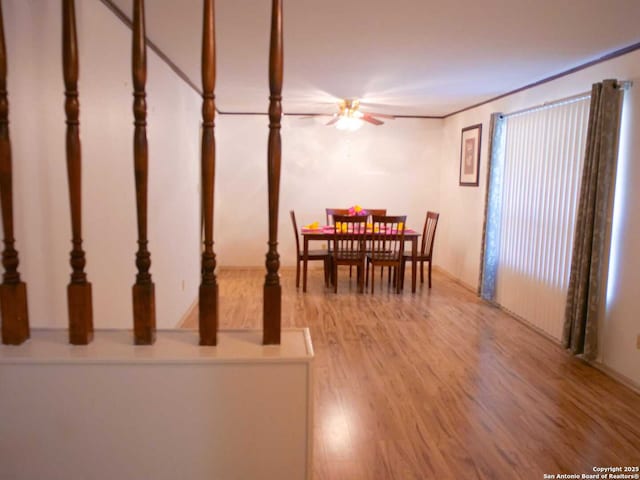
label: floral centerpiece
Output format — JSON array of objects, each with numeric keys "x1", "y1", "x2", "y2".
[{"x1": 348, "y1": 205, "x2": 368, "y2": 216}]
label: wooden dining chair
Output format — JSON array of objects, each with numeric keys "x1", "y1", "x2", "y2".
[
  {"x1": 331, "y1": 214, "x2": 368, "y2": 293},
  {"x1": 325, "y1": 208, "x2": 351, "y2": 277},
  {"x1": 401, "y1": 211, "x2": 439, "y2": 289},
  {"x1": 362, "y1": 208, "x2": 388, "y2": 279},
  {"x1": 290, "y1": 211, "x2": 331, "y2": 289},
  {"x1": 325, "y1": 208, "x2": 350, "y2": 225},
  {"x1": 364, "y1": 208, "x2": 387, "y2": 218},
  {"x1": 366, "y1": 215, "x2": 406, "y2": 294}
]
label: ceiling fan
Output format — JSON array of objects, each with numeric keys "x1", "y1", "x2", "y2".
[{"x1": 302, "y1": 99, "x2": 395, "y2": 131}]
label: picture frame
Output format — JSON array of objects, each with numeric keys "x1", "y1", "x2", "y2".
[{"x1": 459, "y1": 123, "x2": 482, "y2": 186}]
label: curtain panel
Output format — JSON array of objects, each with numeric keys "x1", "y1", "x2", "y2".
[
  {"x1": 562, "y1": 79, "x2": 625, "y2": 359},
  {"x1": 479, "y1": 113, "x2": 505, "y2": 301}
]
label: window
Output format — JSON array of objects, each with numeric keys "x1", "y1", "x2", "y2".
[{"x1": 481, "y1": 94, "x2": 591, "y2": 339}]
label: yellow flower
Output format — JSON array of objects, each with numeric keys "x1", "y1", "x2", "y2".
[{"x1": 305, "y1": 221, "x2": 319, "y2": 230}]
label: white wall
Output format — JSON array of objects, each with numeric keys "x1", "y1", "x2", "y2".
[
  {"x1": 438, "y1": 50, "x2": 640, "y2": 385},
  {"x1": 4, "y1": 0, "x2": 201, "y2": 329},
  {"x1": 0, "y1": 329, "x2": 313, "y2": 480},
  {"x1": 215, "y1": 115, "x2": 442, "y2": 266}
]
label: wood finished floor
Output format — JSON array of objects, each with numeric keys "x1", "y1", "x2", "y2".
[{"x1": 183, "y1": 267, "x2": 640, "y2": 480}]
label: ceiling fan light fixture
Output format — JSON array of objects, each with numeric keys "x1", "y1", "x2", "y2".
[
  {"x1": 335, "y1": 99, "x2": 363, "y2": 131},
  {"x1": 335, "y1": 114, "x2": 363, "y2": 131},
  {"x1": 317, "y1": 98, "x2": 389, "y2": 129}
]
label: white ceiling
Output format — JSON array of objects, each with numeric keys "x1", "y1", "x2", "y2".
[{"x1": 107, "y1": 0, "x2": 640, "y2": 116}]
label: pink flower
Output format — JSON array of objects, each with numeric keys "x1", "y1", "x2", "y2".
[{"x1": 348, "y1": 205, "x2": 368, "y2": 216}]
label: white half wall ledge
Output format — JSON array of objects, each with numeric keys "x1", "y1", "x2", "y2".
[{"x1": 0, "y1": 328, "x2": 314, "y2": 480}]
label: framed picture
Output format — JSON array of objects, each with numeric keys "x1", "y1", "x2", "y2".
[{"x1": 459, "y1": 123, "x2": 482, "y2": 186}]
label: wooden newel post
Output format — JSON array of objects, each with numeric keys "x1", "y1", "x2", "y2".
[
  {"x1": 131, "y1": 0, "x2": 156, "y2": 345},
  {"x1": 263, "y1": 0, "x2": 283, "y2": 345},
  {"x1": 198, "y1": 0, "x2": 219, "y2": 346},
  {"x1": 63, "y1": 0, "x2": 93, "y2": 345},
  {"x1": 0, "y1": 2, "x2": 29, "y2": 345}
]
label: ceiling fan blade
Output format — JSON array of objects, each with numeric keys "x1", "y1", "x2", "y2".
[
  {"x1": 361, "y1": 113, "x2": 384, "y2": 126},
  {"x1": 326, "y1": 116, "x2": 339, "y2": 126},
  {"x1": 295, "y1": 113, "x2": 333, "y2": 118},
  {"x1": 362, "y1": 111, "x2": 395, "y2": 120}
]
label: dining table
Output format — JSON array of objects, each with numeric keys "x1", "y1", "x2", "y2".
[{"x1": 300, "y1": 225, "x2": 421, "y2": 293}]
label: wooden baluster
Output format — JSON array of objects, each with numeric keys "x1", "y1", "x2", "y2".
[
  {"x1": 0, "y1": 1, "x2": 29, "y2": 345},
  {"x1": 63, "y1": 0, "x2": 93, "y2": 345},
  {"x1": 263, "y1": 0, "x2": 283, "y2": 345},
  {"x1": 132, "y1": 0, "x2": 156, "y2": 345},
  {"x1": 199, "y1": 0, "x2": 218, "y2": 346}
]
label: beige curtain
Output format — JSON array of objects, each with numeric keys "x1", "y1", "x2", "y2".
[{"x1": 563, "y1": 79, "x2": 624, "y2": 359}]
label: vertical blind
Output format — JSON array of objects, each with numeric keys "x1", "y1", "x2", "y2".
[{"x1": 494, "y1": 95, "x2": 590, "y2": 340}]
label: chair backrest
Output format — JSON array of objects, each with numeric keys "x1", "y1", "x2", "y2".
[
  {"x1": 420, "y1": 211, "x2": 440, "y2": 259},
  {"x1": 364, "y1": 208, "x2": 387, "y2": 218},
  {"x1": 290, "y1": 210, "x2": 300, "y2": 253},
  {"x1": 325, "y1": 208, "x2": 350, "y2": 225},
  {"x1": 370, "y1": 215, "x2": 406, "y2": 258},
  {"x1": 332, "y1": 214, "x2": 368, "y2": 258}
]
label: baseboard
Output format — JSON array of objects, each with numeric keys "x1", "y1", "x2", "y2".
[
  {"x1": 497, "y1": 303, "x2": 564, "y2": 345},
  {"x1": 433, "y1": 267, "x2": 640, "y2": 396},
  {"x1": 432, "y1": 265, "x2": 477, "y2": 293},
  {"x1": 487, "y1": 297, "x2": 640, "y2": 396},
  {"x1": 215, "y1": 265, "x2": 299, "y2": 271},
  {"x1": 587, "y1": 360, "x2": 640, "y2": 395}
]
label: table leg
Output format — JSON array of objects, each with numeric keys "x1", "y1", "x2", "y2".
[
  {"x1": 303, "y1": 236, "x2": 309, "y2": 293},
  {"x1": 411, "y1": 237, "x2": 417, "y2": 293}
]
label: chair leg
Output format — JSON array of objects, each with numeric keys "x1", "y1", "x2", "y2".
[
  {"x1": 371, "y1": 262, "x2": 375, "y2": 294},
  {"x1": 391, "y1": 266, "x2": 395, "y2": 292},
  {"x1": 327, "y1": 258, "x2": 331, "y2": 287},
  {"x1": 365, "y1": 259, "x2": 369, "y2": 287},
  {"x1": 333, "y1": 263, "x2": 338, "y2": 293},
  {"x1": 295, "y1": 258, "x2": 301, "y2": 288},
  {"x1": 428, "y1": 260, "x2": 433, "y2": 288},
  {"x1": 420, "y1": 260, "x2": 424, "y2": 284},
  {"x1": 323, "y1": 258, "x2": 329, "y2": 287},
  {"x1": 328, "y1": 257, "x2": 335, "y2": 286},
  {"x1": 349, "y1": 265, "x2": 353, "y2": 278},
  {"x1": 393, "y1": 266, "x2": 397, "y2": 293}
]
